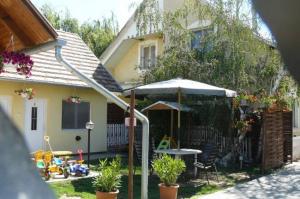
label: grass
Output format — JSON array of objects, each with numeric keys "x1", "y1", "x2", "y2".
[
  {"x1": 50, "y1": 175, "x2": 220, "y2": 199},
  {"x1": 50, "y1": 158, "x2": 265, "y2": 199}
]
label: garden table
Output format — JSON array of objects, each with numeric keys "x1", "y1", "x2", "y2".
[{"x1": 154, "y1": 148, "x2": 202, "y2": 178}]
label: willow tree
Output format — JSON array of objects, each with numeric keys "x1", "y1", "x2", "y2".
[{"x1": 135, "y1": 0, "x2": 296, "y2": 95}]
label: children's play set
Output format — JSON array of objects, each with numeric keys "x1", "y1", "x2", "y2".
[{"x1": 32, "y1": 136, "x2": 89, "y2": 181}]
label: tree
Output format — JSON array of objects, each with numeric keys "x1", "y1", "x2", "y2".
[
  {"x1": 136, "y1": 0, "x2": 297, "y2": 96},
  {"x1": 39, "y1": 4, "x2": 118, "y2": 58}
]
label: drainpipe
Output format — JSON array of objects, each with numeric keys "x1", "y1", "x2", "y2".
[{"x1": 54, "y1": 39, "x2": 149, "y2": 199}]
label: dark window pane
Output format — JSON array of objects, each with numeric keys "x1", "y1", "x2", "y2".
[
  {"x1": 77, "y1": 102, "x2": 90, "y2": 129},
  {"x1": 62, "y1": 101, "x2": 75, "y2": 129},
  {"x1": 62, "y1": 101, "x2": 90, "y2": 129},
  {"x1": 31, "y1": 107, "x2": 37, "y2": 131},
  {"x1": 150, "y1": 46, "x2": 156, "y2": 67}
]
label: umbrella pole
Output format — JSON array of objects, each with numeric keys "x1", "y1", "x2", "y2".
[
  {"x1": 170, "y1": 110, "x2": 174, "y2": 138},
  {"x1": 128, "y1": 90, "x2": 135, "y2": 199},
  {"x1": 177, "y1": 89, "x2": 181, "y2": 149}
]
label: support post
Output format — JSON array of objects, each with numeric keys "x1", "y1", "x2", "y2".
[
  {"x1": 128, "y1": 90, "x2": 135, "y2": 199},
  {"x1": 87, "y1": 129, "x2": 91, "y2": 168}
]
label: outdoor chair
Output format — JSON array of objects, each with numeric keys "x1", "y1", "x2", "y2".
[
  {"x1": 194, "y1": 143, "x2": 219, "y2": 184},
  {"x1": 134, "y1": 137, "x2": 157, "y2": 175}
]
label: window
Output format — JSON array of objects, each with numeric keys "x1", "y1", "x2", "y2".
[
  {"x1": 62, "y1": 101, "x2": 90, "y2": 129},
  {"x1": 140, "y1": 45, "x2": 156, "y2": 69},
  {"x1": 191, "y1": 29, "x2": 211, "y2": 50},
  {"x1": 31, "y1": 107, "x2": 38, "y2": 131}
]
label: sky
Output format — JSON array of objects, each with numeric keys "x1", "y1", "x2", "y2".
[
  {"x1": 31, "y1": 0, "x2": 272, "y2": 40},
  {"x1": 31, "y1": 0, "x2": 143, "y2": 28}
]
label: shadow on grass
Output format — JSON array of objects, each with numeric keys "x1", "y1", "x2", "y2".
[{"x1": 71, "y1": 178, "x2": 95, "y2": 194}]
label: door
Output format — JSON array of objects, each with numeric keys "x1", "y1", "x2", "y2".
[
  {"x1": 24, "y1": 99, "x2": 46, "y2": 152},
  {"x1": 0, "y1": 96, "x2": 12, "y2": 117}
]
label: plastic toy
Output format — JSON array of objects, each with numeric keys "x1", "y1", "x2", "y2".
[
  {"x1": 68, "y1": 149, "x2": 89, "y2": 177},
  {"x1": 33, "y1": 150, "x2": 50, "y2": 181},
  {"x1": 42, "y1": 136, "x2": 70, "y2": 179},
  {"x1": 44, "y1": 151, "x2": 69, "y2": 179}
]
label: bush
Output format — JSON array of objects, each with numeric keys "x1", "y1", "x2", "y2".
[
  {"x1": 93, "y1": 156, "x2": 122, "y2": 192},
  {"x1": 152, "y1": 154, "x2": 186, "y2": 186}
]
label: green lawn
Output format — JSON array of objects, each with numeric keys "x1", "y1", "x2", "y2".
[
  {"x1": 49, "y1": 159, "x2": 263, "y2": 199},
  {"x1": 50, "y1": 174, "x2": 220, "y2": 199}
]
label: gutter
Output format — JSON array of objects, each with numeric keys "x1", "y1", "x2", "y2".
[{"x1": 54, "y1": 39, "x2": 149, "y2": 199}]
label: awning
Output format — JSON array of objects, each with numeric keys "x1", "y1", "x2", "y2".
[
  {"x1": 141, "y1": 101, "x2": 192, "y2": 112},
  {"x1": 124, "y1": 78, "x2": 237, "y2": 98}
]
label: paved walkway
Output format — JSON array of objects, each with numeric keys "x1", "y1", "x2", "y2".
[{"x1": 198, "y1": 162, "x2": 300, "y2": 199}]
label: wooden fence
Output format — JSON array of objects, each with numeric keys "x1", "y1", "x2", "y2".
[
  {"x1": 183, "y1": 125, "x2": 252, "y2": 160},
  {"x1": 107, "y1": 124, "x2": 128, "y2": 150},
  {"x1": 262, "y1": 110, "x2": 293, "y2": 170}
]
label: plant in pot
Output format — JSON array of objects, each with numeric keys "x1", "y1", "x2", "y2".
[
  {"x1": 93, "y1": 156, "x2": 122, "y2": 199},
  {"x1": 152, "y1": 154, "x2": 186, "y2": 199}
]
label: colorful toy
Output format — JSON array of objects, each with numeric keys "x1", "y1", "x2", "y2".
[
  {"x1": 42, "y1": 136, "x2": 70, "y2": 179},
  {"x1": 68, "y1": 149, "x2": 89, "y2": 177},
  {"x1": 33, "y1": 150, "x2": 50, "y2": 181},
  {"x1": 44, "y1": 151, "x2": 69, "y2": 179}
]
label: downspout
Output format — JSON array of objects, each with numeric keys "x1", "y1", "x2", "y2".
[{"x1": 54, "y1": 39, "x2": 149, "y2": 199}]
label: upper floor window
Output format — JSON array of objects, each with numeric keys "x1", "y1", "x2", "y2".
[
  {"x1": 62, "y1": 101, "x2": 90, "y2": 129},
  {"x1": 191, "y1": 29, "x2": 211, "y2": 50},
  {"x1": 140, "y1": 44, "x2": 156, "y2": 69}
]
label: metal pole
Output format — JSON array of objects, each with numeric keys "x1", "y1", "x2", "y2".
[
  {"x1": 128, "y1": 90, "x2": 135, "y2": 199},
  {"x1": 177, "y1": 89, "x2": 181, "y2": 149},
  {"x1": 171, "y1": 110, "x2": 174, "y2": 137},
  {"x1": 87, "y1": 129, "x2": 91, "y2": 168}
]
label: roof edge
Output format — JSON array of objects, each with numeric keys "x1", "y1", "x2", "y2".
[{"x1": 24, "y1": 0, "x2": 58, "y2": 39}]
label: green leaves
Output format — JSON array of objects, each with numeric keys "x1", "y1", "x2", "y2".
[
  {"x1": 93, "y1": 156, "x2": 122, "y2": 192},
  {"x1": 139, "y1": 0, "x2": 296, "y2": 97},
  {"x1": 152, "y1": 155, "x2": 186, "y2": 186},
  {"x1": 40, "y1": 4, "x2": 118, "y2": 58}
]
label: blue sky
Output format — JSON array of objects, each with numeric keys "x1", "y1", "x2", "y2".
[{"x1": 31, "y1": 0, "x2": 143, "y2": 28}]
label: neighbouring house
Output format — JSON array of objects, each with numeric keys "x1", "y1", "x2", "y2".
[
  {"x1": 0, "y1": 1, "x2": 122, "y2": 154},
  {"x1": 100, "y1": 0, "x2": 210, "y2": 90}
]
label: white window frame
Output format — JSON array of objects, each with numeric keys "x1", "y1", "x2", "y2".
[{"x1": 138, "y1": 40, "x2": 158, "y2": 71}]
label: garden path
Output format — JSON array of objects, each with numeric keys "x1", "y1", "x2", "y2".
[{"x1": 198, "y1": 161, "x2": 300, "y2": 199}]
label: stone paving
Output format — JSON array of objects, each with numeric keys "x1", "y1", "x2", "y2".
[{"x1": 198, "y1": 162, "x2": 300, "y2": 199}]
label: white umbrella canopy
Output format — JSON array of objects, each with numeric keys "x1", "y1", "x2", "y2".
[
  {"x1": 123, "y1": 78, "x2": 237, "y2": 97},
  {"x1": 124, "y1": 78, "x2": 237, "y2": 149}
]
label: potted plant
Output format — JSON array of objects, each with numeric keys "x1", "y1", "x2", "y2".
[
  {"x1": 93, "y1": 156, "x2": 122, "y2": 199},
  {"x1": 152, "y1": 154, "x2": 186, "y2": 199},
  {"x1": 66, "y1": 96, "x2": 81, "y2": 103},
  {"x1": 15, "y1": 88, "x2": 35, "y2": 100},
  {"x1": 1, "y1": 51, "x2": 34, "y2": 77}
]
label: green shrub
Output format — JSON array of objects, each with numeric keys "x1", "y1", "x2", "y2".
[
  {"x1": 152, "y1": 154, "x2": 186, "y2": 186},
  {"x1": 93, "y1": 156, "x2": 122, "y2": 192}
]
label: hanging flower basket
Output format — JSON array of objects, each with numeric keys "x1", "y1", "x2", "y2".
[
  {"x1": 0, "y1": 51, "x2": 34, "y2": 77},
  {"x1": 15, "y1": 88, "x2": 35, "y2": 100},
  {"x1": 66, "y1": 96, "x2": 81, "y2": 103}
]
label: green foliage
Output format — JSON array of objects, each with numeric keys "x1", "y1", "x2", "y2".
[
  {"x1": 152, "y1": 154, "x2": 186, "y2": 186},
  {"x1": 136, "y1": 0, "x2": 297, "y2": 97},
  {"x1": 93, "y1": 156, "x2": 122, "y2": 192},
  {"x1": 39, "y1": 4, "x2": 118, "y2": 58}
]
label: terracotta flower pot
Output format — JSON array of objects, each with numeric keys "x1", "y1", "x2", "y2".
[
  {"x1": 96, "y1": 190, "x2": 119, "y2": 199},
  {"x1": 159, "y1": 183, "x2": 179, "y2": 199}
]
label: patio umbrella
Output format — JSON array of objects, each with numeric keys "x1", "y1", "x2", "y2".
[{"x1": 124, "y1": 78, "x2": 237, "y2": 148}]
